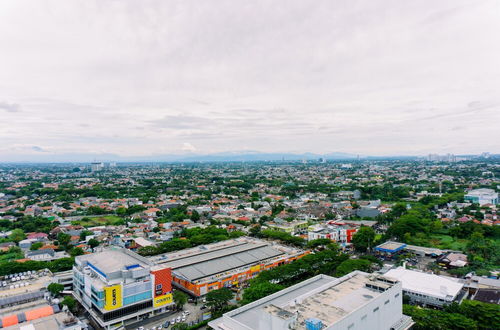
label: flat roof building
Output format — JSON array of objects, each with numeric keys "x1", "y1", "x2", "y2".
[
  {"x1": 152, "y1": 237, "x2": 308, "y2": 296},
  {"x1": 464, "y1": 188, "x2": 498, "y2": 206},
  {"x1": 384, "y1": 267, "x2": 465, "y2": 307},
  {"x1": 73, "y1": 248, "x2": 173, "y2": 329},
  {"x1": 209, "y1": 271, "x2": 413, "y2": 330}
]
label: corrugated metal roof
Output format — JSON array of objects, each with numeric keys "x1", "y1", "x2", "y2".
[{"x1": 174, "y1": 245, "x2": 284, "y2": 281}]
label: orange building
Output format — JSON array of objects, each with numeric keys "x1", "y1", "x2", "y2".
[{"x1": 153, "y1": 237, "x2": 309, "y2": 296}]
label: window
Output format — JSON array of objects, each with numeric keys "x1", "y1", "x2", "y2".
[
  {"x1": 361, "y1": 315, "x2": 367, "y2": 320},
  {"x1": 373, "y1": 307, "x2": 379, "y2": 312},
  {"x1": 348, "y1": 323, "x2": 354, "y2": 329},
  {"x1": 156, "y1": 284, "x2": 162, "y2": 290},
  {"x1": 395, "y1": 293, "x2": 400, "y2": 298},
  {"x1": 385, "y1": 300, "x2": 390, "y2": 305}
]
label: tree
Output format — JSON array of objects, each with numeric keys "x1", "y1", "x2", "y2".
[
  {"x1": 47, "y1": 283, "x2": 64, "y2": 296},
  {"x1": 61, "y1": 296, "x2": 77, "y2": 313},
  {"x1": 173, "y1": 290, "x2": 188, "y2": 310},
  {"x1": 30, "y1": 242, "x2": 44, "y2": 250},
  {"x1": 79, "y1": 230, "x2": 93, "y2": 241},
  {"x1": 351, "y1": 226, "x2": 376, "y2": 252},
  {"x1": 88, "y1": 238, "x2": 99, "y2": 250},
  {"x1": 241, "y1": 282, "x2": 284, "y2": 305},
  {"x1": 57, "y1": 232, "x2": 71, "y2": 249},
  {"x1": 70, "y1": 247, "x2": 85, "y2": 257},
  {"x1": 307, "y1": 238, "x2": 333, "y2": 249},
  {"x1": 172, "y1": 323, "x2": 188, "y2": 330},
  {"x1": 334, "y1": 259, "x2": 372, "y2": 277},
  {"x1": 206, "y1": 288, "x2": 233, "y2": 311},
  {"x1": 9, "y1": 229, "x2": 26, "y2": 243},
  {"x1": 190, "y1": 210, "x2": 200, "y2": 221}
]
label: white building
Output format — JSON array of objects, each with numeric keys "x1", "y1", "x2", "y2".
[
  {"x1": 73, "y1": 249, "x2": 174, "y2": 329},
  {"x1": 384, "y1": 267, "x2": 465, "y2": 307},
  {"x1": 209, "y1": 271, "x2": 413, "y2": 330},
  {"x1": 464, "y1": 188, "x2": 498, "y2": 205}
]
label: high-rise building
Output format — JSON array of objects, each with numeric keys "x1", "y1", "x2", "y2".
[{"x1": 73, "y1": 249, "x2": 173, "y2": 329}]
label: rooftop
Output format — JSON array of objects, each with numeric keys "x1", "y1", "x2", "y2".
[
  {"x1": 384, "y1": 267, "x2": 464, "y2": 301},
  {"x1": 152, "y1": 238, "x2": 304, "y2": 282},
  {"x1": 211, "y1": 271, "x2": 400, "y2": 329},
  {"x1": 76, "y1": 249, "x2": 151, "y2": 277}
]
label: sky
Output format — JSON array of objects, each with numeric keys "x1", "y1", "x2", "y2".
[{"x1": 1, "y1": 0, "x2": 499, "y2": 161}]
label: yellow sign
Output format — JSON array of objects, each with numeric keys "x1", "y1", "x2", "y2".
[
  {"x1": 250, "y1": 265, "x2": 261, "y2": 272},
  {"x1": 104, "y1": 285, "x2": 122, "y2": 311},
  {"x1": 153, "y1": 293, "x2": 173, "y2": 308}
]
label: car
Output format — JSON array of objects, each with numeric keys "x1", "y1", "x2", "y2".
[
  {"x1": 184, "y1": 310, "x2": 190, "y2": 315},
  {"x1": 171, "y1": 318, "x2": 175, "y2": 325},
  {"x1": 157, "y1": 325, "x2": 163, "y2": 329},
  {"x1": 137, "y1": 327, "x2": 144, "y2": 330},
  {"x1": 176, "y1": 316, "x2": 181, "y2": 322},
  {"x1": 200, "y1": 304, "x2": 207, "y2": 310},
  {"x1": 163, "y1": 321, "x2": 170, "y2": 328},
  {"x1": 181, "y1": 316, "x2": 186, "y2": 322}
]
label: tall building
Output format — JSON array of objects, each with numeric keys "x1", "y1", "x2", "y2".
[
  {"x1": 90, "y1": 162, "x2": 104, "y2": 172},
  {"x1": 209, "y1": 271, "x2": 413, "y2": 330},
  {"x1": 73, "y1": 249, "x2": 173, "y2": 329}
]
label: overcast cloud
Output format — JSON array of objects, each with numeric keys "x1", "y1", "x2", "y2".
[{"x1": 1, "y1": 0, "x2": 499, "y2": 160}]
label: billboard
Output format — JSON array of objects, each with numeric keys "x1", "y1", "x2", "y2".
[
  {"x1": 104, "y1": 285, "x2": 122, "y2": 311},
  {"x1": 153, "y1": 293, "x2": 173, "y2": 308},
  {"x1": 151, "y1": 267, "x2": 172, "y2": 308}
]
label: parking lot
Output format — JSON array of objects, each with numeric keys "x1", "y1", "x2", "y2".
[{"x1": 126, "y1": 301, "x2": 208, "y2": 330}]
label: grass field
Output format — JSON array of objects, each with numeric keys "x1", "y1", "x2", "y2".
[
  {"x1": 426, "y1": 234, "x2": 468, "y2": 251},
  {"x1": 71, "y1": 215, "x2": 125, "y2": 227}
]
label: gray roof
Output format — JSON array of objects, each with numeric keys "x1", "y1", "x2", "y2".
[
  {"x1": 77, "y1": 249, "x2": 148, "y2": 275},
  {"x1": 0, "y1": 291, "x2": 45, "y2": 308},
  {"x1": 166, "y1": 243, "x2": 285, "y2": 282}
]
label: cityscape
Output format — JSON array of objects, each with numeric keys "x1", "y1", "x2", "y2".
[{"x1": 1, "y1": 1, "x2": 499, "y2": 330}]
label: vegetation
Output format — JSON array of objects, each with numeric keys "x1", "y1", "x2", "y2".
[
  {"x1": 206, "y1": 288, "x2": 234, "y2": 311},
  {"x1": 47, "y1": 283, "x2": 64, "y2": 296},
  {"x1": 173, "y1": 290, "x2": 188, "y2": 310}
]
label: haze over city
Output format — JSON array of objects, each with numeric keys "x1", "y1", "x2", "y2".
[{"x1": 1, "y1": 0, "x2": 500, "y2": 162}]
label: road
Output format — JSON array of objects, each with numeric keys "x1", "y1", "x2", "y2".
[{"x1": 125, "y1": 302, "x2": 207, "y2": 330}]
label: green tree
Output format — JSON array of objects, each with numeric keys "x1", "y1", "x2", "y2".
[
  {"x1": 57, "y1": 232, "x2": 71, "y2": 249},
  {"x1": 61, "y1": 296, "x2": 77, "y2": 313},
  {"x1": 88, "y1": 238, "x2": 99, "y2": 250},
  {"x1": 173, "y1": 290, "x2": 188, "y2": 310},
  {"x1": 241, "y1": 281, "x2": 284, "y2": 305},
  {"x1": 351, "y1": 226, "x2": 376, "y2": 252},
  {"x1": 190, "y1": 210, "x2": 200, "y2": 221},
  {"x1": 172, "y1": 323, "x2": 188, "y2": 330},
  {"x1": 30, "y1": 242, "x2": 44, "y2": 250},
  {"x1": 206, "y1": 288, "x2": 233, "y2": 311},
  {"x1": 47, "y1": 283, "x2": 64, "y2": 296},
  {"x1": 9, "y1": 229, "x2": 26, "y2": 243},
  {"x1": 307, "y1": 238, "x2": 332, "y2": 249},
  {"x1": 334, "y1": 259, "x2": 372, "y2": 277},
  {"x1": 79, "y1": 230, "x2": 93, "y2": 241},
  {"x1": 70, "y1": 247, "x2": 85, "y2": 257}
]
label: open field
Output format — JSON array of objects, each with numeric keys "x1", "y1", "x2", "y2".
[{"x1": 71, "y1": 215, "x2": 124, "y2": 227}]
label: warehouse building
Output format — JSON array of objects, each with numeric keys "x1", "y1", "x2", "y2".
[
  {"x1": 384, "y1": 267, "x2": 465, "y2": 307},
  {"x1": 209, "y1": 271, "x2": 414, "y2": 330},
  {"x1": 152, "y1": 237, "x2": 308, "y2": 296},
  {"x1": 73, "y1": 248, "x2": 174, "y2": 329}
]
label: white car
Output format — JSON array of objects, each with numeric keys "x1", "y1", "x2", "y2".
[
  {"x1": 171, "y1": 318, "x2": 176, "y2": 324},
  {"x1": 176, "y1": 316, "x2": 181, "y2": 322}
]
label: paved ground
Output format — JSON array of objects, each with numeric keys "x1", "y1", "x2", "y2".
[{"x1": 125, "y1": 302, "x2": 207, "y2": 330}]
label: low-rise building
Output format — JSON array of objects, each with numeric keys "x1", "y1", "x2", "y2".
[
  {"x1": 384, "y1": 267, "x2": 465, "y2": 307},
  {"x1": 464, "y1": 188, "x2": 498, "y2": 206},
  {"x1": 152, "y1": 237, "x2": 308, "y2": 296},
  {"x1": 209, "y1": 271, "x2": 413, "y2": 330},
  {"x1": 73, "y1": 248, "x2": 174, "y2": 329}
]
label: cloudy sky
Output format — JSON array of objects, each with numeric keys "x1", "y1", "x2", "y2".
[{"x1": 1, "y1": 0, "x2": 499, "y2": 161}]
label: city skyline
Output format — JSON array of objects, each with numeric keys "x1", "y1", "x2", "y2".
[{"x1": 1, "y1": 0, "x2": 500, "y2": 161}]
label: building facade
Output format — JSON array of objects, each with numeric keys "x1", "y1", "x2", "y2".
[
  {"x1": 209, "y1": 271, "x2": 413, "y2": 330},
  {"x1": 73, "y1": 249, "x2": 173, "y2": 329},
  {"x1": 464, "y1": 188, "x2": 498, "y2": 206}
]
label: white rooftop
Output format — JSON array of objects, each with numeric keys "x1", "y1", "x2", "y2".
[{"x1": 384, "y1": 267, "x2": 463, "y2": 301}]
